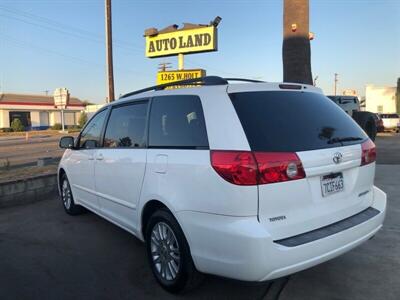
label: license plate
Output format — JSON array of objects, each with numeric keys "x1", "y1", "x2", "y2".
[{"x1": 321, "y1": 173, "x2": 344, "y2": 197}]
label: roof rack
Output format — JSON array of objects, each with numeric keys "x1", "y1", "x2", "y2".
[
  {"x1": 224, "y1": 78, "x2": 265, "y2": 83},
  {"x1": 119, "y1": 76, "x2": 265, "y2": 99}
]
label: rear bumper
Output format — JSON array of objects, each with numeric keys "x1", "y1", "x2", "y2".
[{"x1": 177, "y1": 185, "x2": 386, "y2": 281}]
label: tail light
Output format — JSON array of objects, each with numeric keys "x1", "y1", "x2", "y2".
[
  {"x1": 361, "y1": 139, "x2": 376, "y2": 166},
  {"x1": 210, "y1": 151, "x2": 258, "y2": 185},
  {"x1": 211, "y1": 150, "x2": 305, "y2": 185},
  {"x1": 254, "y1": 152, "x2": 306, "y2": 184}
]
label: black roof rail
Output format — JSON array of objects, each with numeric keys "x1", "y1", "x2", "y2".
[
  {"x1": 224, "y1": 78, "x2": 265, "y2": 83},
  {"x1": 119, "y1": 76, "x2": 228, "y2": 99},
  {"x1": 119, "y1": 76, "x2": 266, "y2": 99}
]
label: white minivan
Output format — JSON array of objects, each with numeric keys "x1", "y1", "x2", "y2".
[{"x1": 58, "y1": 77, "x2": 386, "y2": 293}]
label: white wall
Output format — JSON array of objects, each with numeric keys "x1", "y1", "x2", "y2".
[
  {"x1": 50, "y1": 111, "x2": 80, "y2": 126},
  {"x1": 30, "y1": 111, "x2": 40, "y2": 127},
  {"x1": 85, "y1": 104, "x2": 105, "y2": 119},
  {"x1": 366, "y1": 85, "x2": 397, "y2": 113},
  {"x1": 39, "y1": 112, "x2": 49, "y2": 126},
  {"x1": 0, "y1": 107, "x2": 83, "y2": 128},
  {"x1": 0, "y1": 109, "x2": 10, "y2": 128},
  {"x1": 64, "y1": 112, "x2": 75, "y2": 125},
  {"x1": 51, "y1": 111, "x2": 62, "y2": 125}
]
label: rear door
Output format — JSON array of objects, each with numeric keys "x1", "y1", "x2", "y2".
[
  {"x1": 94, "y1": 100, "x2": 149, "y2": 231},
  {"x1": 230, "y1": 90, "x2": 374, "y2": 240}
]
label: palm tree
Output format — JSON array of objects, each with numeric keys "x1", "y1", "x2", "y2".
[
  {"x1": 396, "y1": 78, "x2": 400, "y2": 114},
  {"x1": 283, "y1": 0, "x2": 313, "y2": 85}
]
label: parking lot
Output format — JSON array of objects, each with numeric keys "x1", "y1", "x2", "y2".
[{"x1": 0, "y1": 134, "x2": 399, "y2": 300}]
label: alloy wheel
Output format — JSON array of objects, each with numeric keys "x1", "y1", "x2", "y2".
[
  {"x1": 150, "y1": 222, "x2": 181, "y2": 281},
  {"x1": 62, "y1": 180, "x2": 72, "y2": 210}
]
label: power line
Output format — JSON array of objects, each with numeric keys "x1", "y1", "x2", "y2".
[
  {"x1": 0, "y1": 4, "x2": 260, "y2": 80},
  {"x1": 185, "y1": 57, "x2": 252, "y2": 78},
  {"x1": 0, "y1": 5, "x2": 144, "y2": 53},
  {"x1": 1, "y1": 33, "x2": 153, "y2": 77},
  {"x1": 0, "y1": 5, "x2": 255, "y2": 78}
]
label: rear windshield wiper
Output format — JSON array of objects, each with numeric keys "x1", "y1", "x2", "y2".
[{"x1": 327, "y1": 137, "x2": 363, "y2": 144}]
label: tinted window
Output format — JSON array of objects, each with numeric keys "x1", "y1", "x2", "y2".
[
  {"x1": 149, "y1": 95, "x2": 208, "y2": 148},
  {"x1": 230, "y1": 91, "x2": 368, "y2": 152},
  {"x1": 79, "y1": 109, "x2": 107, "y2": 149},
  {"x1": 327, "y1": 96, "x2": 340, "y2": 104},
  {"x1": 104, "y1": 102, "x2": 148, "y2": 148}
]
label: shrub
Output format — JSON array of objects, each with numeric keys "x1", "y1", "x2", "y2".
[
  {"x1": 78, "y1": 112, "x2": 88, "y2": 128},
  {"x1": 52, "y1": 123, "x2": 62, "y2": 130},
  {"x1": 10, "y1": 119, "x2": 25, "y2": 132}
]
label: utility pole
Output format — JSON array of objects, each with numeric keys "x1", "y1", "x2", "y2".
[
  {"x1": 158, "y1": 62, "x2": 172, "y2": 72},
  {"x1": 334, "y1": 73, "x2": 339, "y2": 96},
  {"x1": 105, "y1": 0, "x2": 115, "y2": 103}
]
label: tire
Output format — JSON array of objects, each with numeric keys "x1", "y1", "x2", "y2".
[
  {"x1": 60, "y1": 174, "x2": 86, "y2": 215},
  {"x1": 353, "y1": 111, "x2": 377, "y2": 141},
  {"x1": 365, "y1": 119, "x2": 377, "y2": 141},
  {"x1": 145, "y1": 209, "x2": 203, "y2": 293}
]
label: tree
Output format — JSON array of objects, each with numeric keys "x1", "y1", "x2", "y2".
[
  {"x1": 78, "y1": 111, "x2": 88, "y2": 128},
  {"x1": 82, "y1": 100, "x2": 95, "y2": 106},
  {"x1": 10, "y1": 119, "x2": 25, "y2": 132},
  {"x1": 283, "y1": 0, "x2": 313, "y2": 85},
  {"x1": 52, "y1": 123, "x2": 62, "y2": 130}
]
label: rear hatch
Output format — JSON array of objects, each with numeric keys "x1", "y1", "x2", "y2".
[{"x1": 229, "y1": 89, "x2": 375, "y2": 240}]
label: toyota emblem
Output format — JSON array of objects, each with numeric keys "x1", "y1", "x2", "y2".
[{"x1": 333, "y1": 152, "x2": 343, "y2": 164}]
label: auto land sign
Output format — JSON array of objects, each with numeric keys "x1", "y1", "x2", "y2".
[{"x1": 146, "y1": 26, "x2": 217, "y2": 58}]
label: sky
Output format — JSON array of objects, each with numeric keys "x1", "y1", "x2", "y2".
[{"x1": 0, "y1": 0, "x2": 399, "y2": 103}]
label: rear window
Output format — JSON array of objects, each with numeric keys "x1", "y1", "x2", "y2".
[{"x1": 230, "y1": 91, "x2": 368, "y2": 152}]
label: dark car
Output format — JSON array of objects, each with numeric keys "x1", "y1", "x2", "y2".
[{"x1": 372, "y1": 113, "x2": 384, "y2": 132}]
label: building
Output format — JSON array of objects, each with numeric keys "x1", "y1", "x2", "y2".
[
  {"x1": 85, "y1": 103, "x2": 105, "y2": 119},
  {"x1": 365, "y1": 84, "x2": 398, "y2": 114},
  {"x1": 0, "y1": 93, "x2": 86, "y2": 130}
]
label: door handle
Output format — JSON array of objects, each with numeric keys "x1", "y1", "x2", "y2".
[
  {"x1": 96, "y1": 153, "x2": 104, "y2": 161},
  {"x1": 88, "y1": 157, "x2": 95, "y2": 161}
]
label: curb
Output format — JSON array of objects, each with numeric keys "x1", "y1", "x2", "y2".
[{"x1": 0, "y1": 173, "x2": 58, "y2": 208}]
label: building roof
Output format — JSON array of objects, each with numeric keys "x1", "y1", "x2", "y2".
[{"x1": 0, "y1": 93, "x2": 86, "y2": 107}]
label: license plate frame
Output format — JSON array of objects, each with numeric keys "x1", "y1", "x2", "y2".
[{"x1": 321, "y1": 172, "x2": 344, "y2": 197}]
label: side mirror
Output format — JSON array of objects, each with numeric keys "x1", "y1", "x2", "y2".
[{"x1": 59, "y1": 136, "x2": 75, "y2": 149}]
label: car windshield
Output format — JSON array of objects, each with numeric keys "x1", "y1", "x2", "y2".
[{"x1": 229, "y1": 91, "x2": 368, "y2": 152}]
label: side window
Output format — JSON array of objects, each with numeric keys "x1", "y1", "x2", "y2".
[
  {"x1": 104, "y1": 102, "x2": 148, "y2": 148},
  {"x1": 79, "y1": 109, "x2": 107, "y2": 149},
  {"x1": 341, "y1": 98, "x2": 353, "y2": 104},
  {"x1": 149, "y1": 95, "x2": 208, "y2": 149}
]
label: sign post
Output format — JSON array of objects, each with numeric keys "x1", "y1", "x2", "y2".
[
  {"x1": 178, "y1": 53, "x2": 184, "y2": 70},
  {"x1": 53, "y1": 88, "x2": 69, "y2": 132}
]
